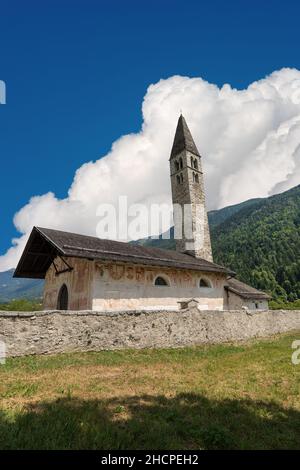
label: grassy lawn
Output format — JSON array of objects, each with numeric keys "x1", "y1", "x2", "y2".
[{"x1": 0, "y1": 332, "x2": 299, "y2": 450}]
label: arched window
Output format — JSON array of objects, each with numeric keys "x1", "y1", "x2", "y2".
[
  {"x1": 179, "y1": 157, "x2": 183, "y2": 169},
  {"x1": 175, "y1": 160, "x2": 179, "y2": 171},
  {"x1": 192, "y1": 172, "x2": 195, "y2": 182},
  {"x1": 195, "y1": 173, "x2": 199, "y2": 183},
  {"x1": 180, "y1": 173, "x2": 183, "y2": 183},
  {"x1": 57, "y1": 283, "x2": 69, "y2": 310},
  {"x1": 154, "y1": 276, "x2": 169, "y2": 286},
  {"x1": 176, "y1": 175, "x2": 181, "y2": 184},
  {"x1": 194, "y1": 159, "x2": 198, "y2": 170},
  {"x1": 199, "y1": 278, "x2": 212, "y2": 288}
]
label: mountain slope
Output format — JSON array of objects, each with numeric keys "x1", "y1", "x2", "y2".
[
  {"x1": 208, "y1": 197, "x2": 263, "y2": 228},
  {"x1": 0, "y1": 269, "x2": 43, "y2": 302},
  {"x1": 211, "y1": 185, "x2": 300, "y2": 301}
]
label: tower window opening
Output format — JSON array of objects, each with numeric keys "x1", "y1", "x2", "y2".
[
  {"x1": 180, "y1": 173, "x2": 183, "y2": 183},
  {"x1": 179, "y1": 157, "x2": 183, "y2": 169},
  {"x1": 176, "y1": 175, "x2": 181, "y2": 184},
  {"x1": 194, "y1": 159, "x2": 198, "y2": 170},
  {"x1": 195, "y1": 173, "x2": 199, "y2": 183},
  {"x1": 175, "y1": 161, "x2": 179, "y2": 171}
]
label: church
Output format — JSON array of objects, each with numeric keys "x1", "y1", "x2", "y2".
[{"x1": 14, "y1": 115, "x2": 270, "y2": 312}]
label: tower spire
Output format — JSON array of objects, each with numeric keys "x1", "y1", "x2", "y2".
[{"x1": 170, "y1": 114, "x2": 200, "y2": 159}]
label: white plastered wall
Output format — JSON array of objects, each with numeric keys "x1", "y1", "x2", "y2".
[{"x1": 92, "y1": 261, "x2": 227, "y2": 311}]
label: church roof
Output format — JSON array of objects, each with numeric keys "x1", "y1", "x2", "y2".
[
  {"x1": 170, "y1": 114, "x2": 200, "y2": 159},
  {"x1": 14, "y1": 226, "x2": 234, "y2": 279},
  {"x1": 225, "y1": 278, "x2": 271, "y2": 300}
]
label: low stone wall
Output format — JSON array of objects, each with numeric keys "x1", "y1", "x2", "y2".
[{"x1": 0, "y1": 308, "x2": 299, "y2": 357}]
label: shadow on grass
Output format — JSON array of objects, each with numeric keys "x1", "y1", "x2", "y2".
[{"x1": 0, "y1": 393, "x2": 299, "y2": 449}]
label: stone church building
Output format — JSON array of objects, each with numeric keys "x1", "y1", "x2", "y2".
[{"x1": 14, "y1": 115, "x2": 270, "y2": 311}]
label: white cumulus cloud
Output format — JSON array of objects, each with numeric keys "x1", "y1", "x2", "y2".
[{"x1": 1, "y1": 68, "x2": 300, "y2": 271}]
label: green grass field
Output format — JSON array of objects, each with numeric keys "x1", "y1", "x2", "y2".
[{"x1": 0, "y1": 332, "x2": 299, "y2": 450}]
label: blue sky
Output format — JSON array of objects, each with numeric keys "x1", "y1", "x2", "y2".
[{"x1": 0, "y1": 0, "x2": 299, "y2": 257}]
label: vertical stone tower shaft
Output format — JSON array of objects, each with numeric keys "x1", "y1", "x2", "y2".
[{"x1": 169, "y1": 114, "x2": 213, "y2": 261}]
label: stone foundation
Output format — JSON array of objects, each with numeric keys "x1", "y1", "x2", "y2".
[{"x1": 0, "y1": 308, "x2": 299, "y2": 357}]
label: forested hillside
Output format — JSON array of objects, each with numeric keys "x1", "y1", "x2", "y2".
[
  {"x1": 212, "y1": 185, "x2": 300, "y2": 301},
  {"x1": 208, "y1": 197, "x2": 263, "y2": 229}
]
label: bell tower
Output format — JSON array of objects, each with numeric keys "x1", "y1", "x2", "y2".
[{"x1": 169, "y1": 114, "x2": 213, "y2": 261}]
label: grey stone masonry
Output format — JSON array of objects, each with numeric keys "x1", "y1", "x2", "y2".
[
  {"x1": 0, "y1": 308, "x2": 299, "y2": 357},
  {"x1": 170, "y1": 147, "x2": 213, "y2": 262}
]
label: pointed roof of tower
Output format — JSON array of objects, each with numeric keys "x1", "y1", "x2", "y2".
[{"x1": 170, "y1": 114, "x2": 200, "y2": 159}]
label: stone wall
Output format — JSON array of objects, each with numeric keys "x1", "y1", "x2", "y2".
[{"x1": 0, "y1": 308, "x2": 299, "y2": 357}]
